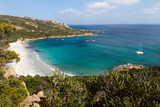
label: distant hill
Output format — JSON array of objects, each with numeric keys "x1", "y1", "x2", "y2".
[{"x1": 0, "y1": 15, "x2": 91, "y2": 41}]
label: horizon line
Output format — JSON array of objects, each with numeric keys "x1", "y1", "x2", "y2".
[{"x1": 1, "y1": 14, "x2": 160, "y2": 25}]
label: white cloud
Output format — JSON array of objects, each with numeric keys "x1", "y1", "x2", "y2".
[
  {"x1": 62, "y1": 0, "x2": 140, "y2": 16},
  {"x1": 108, "y1": 0, "x2": 140, "y2": 6},
  {"x1": 61, "y1": 8, "x2": 78, "y2": 14},
  {"x1": 86, "y1": 2, "x2": 116, "y2": 10},
  {"x1": 142, "y1": 7, "x2": 160, "y2": 14},
  {"x1": 83, "y1": 1, "x2": 117, "y2": 15},
  {"x1": 61, "y1": 2, "x2": 115, "y2": 16},
  {"x1": 60, "y1": 0, "x2": 141, "y2": 24}
]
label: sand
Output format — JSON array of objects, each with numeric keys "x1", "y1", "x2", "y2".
[{"x1": 6, "y1": 41, "x2": 54, "y2": 76}]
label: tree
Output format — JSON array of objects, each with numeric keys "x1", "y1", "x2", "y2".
[
  {"x1": 0, "y1": 23, "x2": 16, "y2": 44},
  {"x1": 0, "y1": 24, "x2": 18, "y2": 67}
]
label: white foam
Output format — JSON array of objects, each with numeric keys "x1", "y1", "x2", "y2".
[{"x1": 33, "y1": 51, "x2": 74, "y2": 76}]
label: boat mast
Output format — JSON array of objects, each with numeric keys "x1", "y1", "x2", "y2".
[{"x1": 139, "y1": 42, "x2": 142, "y2": 51}]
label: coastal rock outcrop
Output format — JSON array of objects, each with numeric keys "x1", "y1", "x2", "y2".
[
  {"x1": 19, "y1": 91, "x2": 46, "y2": 107},
  {"x1": 86, "y1": 39, "x2": 95, "y2": 42},
  {"x1": 51, "y1": 20, "x2": 69, "y2": 28},
  {"x1": 3, "y1": 68, "x2": 17, "y2": 79},
  {"x1": 112, "y1": 64, "x2": 144, "y2": 72},
  {"x1": 19, "y1": 94, "x2": 40, "y2": 107},
  {"x1": 22, "y1": 82, "x2": 30, "y2": 96},
  {"x1": 37, "y1": 91, "x2": 46, "y2": 99}
]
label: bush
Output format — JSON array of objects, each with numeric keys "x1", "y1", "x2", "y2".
[
  {"x1": 6, "y1": 50, "x2": 20, "y2": 62},
  {"x1": 20, "y1": 67, "x2": 160, "y2": 107},
  {"x1": 0, "y1": 78, "x2": 27, "y2": 107},
  {"x1": 48, "y1": 71, "x2": 88, "y2": 107},
  {"x1": 90, "y1": 70, "x2": 160, "y2": 107},
  {"x1": 19, "y1": 75, "x2": 52, "y2": 94}
]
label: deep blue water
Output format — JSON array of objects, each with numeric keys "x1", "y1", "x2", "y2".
[{"x1": 28, "y1": 25, "x2": 160, "y2": 76}]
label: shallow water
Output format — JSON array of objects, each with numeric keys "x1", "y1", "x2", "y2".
[{"x1": 28, "y1": 25, "x2": 160, "y2": 76}]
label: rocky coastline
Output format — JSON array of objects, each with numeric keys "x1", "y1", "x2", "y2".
[
  {"x1": 23, "y1": 33, "x2": 94, "y2": 42},
  {"x1": 112, "y1": 64, "x2": 144, "y2": 72}
]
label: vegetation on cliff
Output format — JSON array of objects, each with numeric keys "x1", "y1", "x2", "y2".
[
  {"x1": 0, "y1": 24, "x2": 20, "y2": 67},
  {"x1": 18, "y1": 67, "x2": 160, "y2": 107},
  {"x1": 0, "y1": 15, "x2": 91, "y2": 42},
  {"x1": 0, "y1": 78, "x2": 27, "y2": 107},
  {"x1": 0, "y1": 23, "x2": 27, "y2": 107}
]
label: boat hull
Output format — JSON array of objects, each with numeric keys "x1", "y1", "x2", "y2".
[{"x1": 135, "y1": 51, "x2": 144, "y2": 55}]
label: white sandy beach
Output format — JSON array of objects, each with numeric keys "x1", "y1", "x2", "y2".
[{"x1": 6, "y1": 41, "x2": 55, "y2": 76}]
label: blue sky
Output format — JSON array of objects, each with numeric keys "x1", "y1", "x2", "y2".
[{"x1": 0, "y1": 0, "x2": 160, "y2": 25}]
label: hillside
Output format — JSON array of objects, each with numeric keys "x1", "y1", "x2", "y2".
[{"x1": 0, "y1": 15, "x2": 91, "y2": 41}]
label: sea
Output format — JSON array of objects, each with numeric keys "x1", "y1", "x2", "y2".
[{"x1": 28, "y1": 25, "x2": 160, "y2": 76}]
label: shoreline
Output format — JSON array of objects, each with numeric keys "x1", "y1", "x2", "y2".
[
  {"x1": 6, "y1": 33, "x2": 94, "y2": 77},
  {"x1": 6, "y1": 41, "x2": 74, "y2": 77},
  {"x1": 24, "y1": 33, "x2": 94, "y2": 41},
  {"x1": 6, "y1": 41, "x2": 55, "y2": 76}
]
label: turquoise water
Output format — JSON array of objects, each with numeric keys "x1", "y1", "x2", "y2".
[{"x1": 28, "y1": 25, "x2": 160, "y2": 76}]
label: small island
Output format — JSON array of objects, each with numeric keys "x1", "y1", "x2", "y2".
[
  {"x1": 86, "y1": 39, "x2": 95, "y2": 42},
  {"x1": 112, "y1": 64, "x2": 144, "y2": 72}
]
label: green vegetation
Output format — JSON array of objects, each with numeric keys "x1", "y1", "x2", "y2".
[
  {"x1": 0, "y1": 23, "x2": 27, "y2": 106},
  {"x1": 18, "y1": 67, "x2": 160, "y2": 107},
  {"x1": 0, "y1": 15, "x2": 90, "y2": 42},
  {"x1": 0, "y1": 24, "x2": 20, "y2": 67},
  {"x1": 0, "y1": 78, "x2": 27, "y2": 107}
]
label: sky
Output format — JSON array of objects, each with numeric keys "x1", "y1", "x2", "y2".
[{"x1": 0, "y1": 0, "x2": 160, "y2": 25}]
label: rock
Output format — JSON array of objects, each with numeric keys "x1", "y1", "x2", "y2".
[
  {"x1": 13, "y1": 25, "x2": 25, "y2": 30},
  {"x1": 112, "y1": 64, "x2": 144, "y2": 72},
  {"x1": 62, "y1": 23, "x2": 69, "y2": 28},
  {"x1": 37, "y1": 91, "x2": 46, "y2": 98},
  {"x1": 86, "y1": 39, "x2": 95, "y2": 42},
  {"x1": 50, "y1": 20, "x2": 69, "y2": 28},
  {"x1": 3, "y1": 68, "x2": 16, "y2": 79},
  {"x1": 19, "y1": 91, "x2": 46, "y2": 107},
  {"x1": 19, "y1": 94, "x2": 40, "y2": 107},
  {"x1": 31, "y1": 103, "x2": 40, "y2": 107},
  {"x1": 30, "y1": 94, "x2": 41, "y2": 102},
  {"x1": 22, "y1": 82, "x2": 30, "y2": 96}
]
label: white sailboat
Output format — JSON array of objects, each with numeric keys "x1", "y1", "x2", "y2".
[{"x1": 135, "y1": 42, "x2": 144, "y2": 55}]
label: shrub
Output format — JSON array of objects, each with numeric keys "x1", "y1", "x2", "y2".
[{"x1": 0, "y1": 79, "x2": 27, "y2": 107}]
